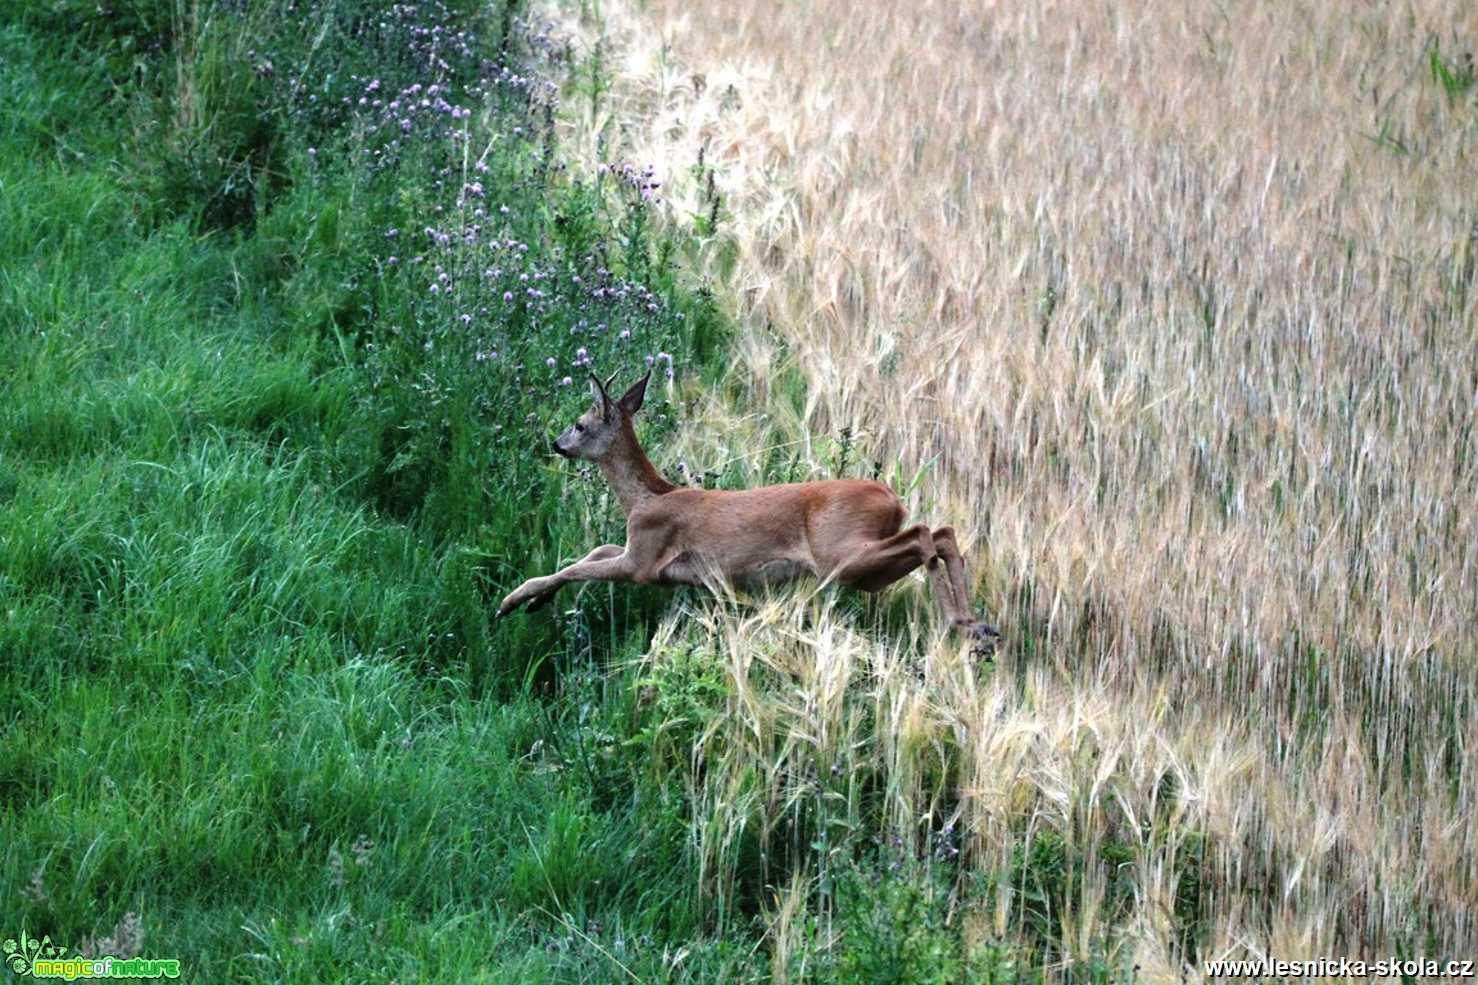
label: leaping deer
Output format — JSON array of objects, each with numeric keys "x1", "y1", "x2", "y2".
[{"x1": 497, "y1": 372, "x2": 1001, "y2": 651}]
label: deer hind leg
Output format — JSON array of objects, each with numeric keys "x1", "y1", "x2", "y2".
[
  {"x1": 830, "y1": 523, "x2": 937, "y2": 592},
  {"x1": 498, "y1": 544, "x2": 629, "y2": 617},
  {"x1": 928, "y1": 526, "x2": 970, "y2": 617},
  {"x1": 931, "y1": 526, "x2": 1001, "y2": 650},
  {"x1": 832, "y1": 525, "x2": 981, "y2": 641}
]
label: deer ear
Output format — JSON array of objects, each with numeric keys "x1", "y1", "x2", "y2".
[
  {"x1": 589, "y1": 373, "x2": 614, "y2": 422},
  {"x1": 618, "y1": 371, "x2": 651, "y2": 416}
]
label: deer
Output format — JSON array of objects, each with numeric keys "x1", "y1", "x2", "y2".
[{"x1": 497, "y1": 371, "x2": 1001, "y2": 652}]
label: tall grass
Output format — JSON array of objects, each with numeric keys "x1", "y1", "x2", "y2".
[
  {"x1": 0, "y1": 2, "x2": 755, "y2": 980},
  {"x1": 558, "y1": 0, "x2": 1476, "y2": 976}
]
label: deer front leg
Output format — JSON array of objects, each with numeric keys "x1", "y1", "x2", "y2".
[{"x1": 497, "y1": 545, "x2": 630, "y2": 617}]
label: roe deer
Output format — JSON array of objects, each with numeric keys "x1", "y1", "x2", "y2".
[{"x1": 497, "y1": 372, "x2": 1001, "y2": 651}]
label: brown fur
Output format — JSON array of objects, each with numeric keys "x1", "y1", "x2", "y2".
[{"x1": 497, "y1": 373, "x2": 999, "y2": 649}]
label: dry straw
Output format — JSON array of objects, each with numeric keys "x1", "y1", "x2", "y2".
[{"x1": 557, "y1": 0, "x2": 1476, "y2": 972}]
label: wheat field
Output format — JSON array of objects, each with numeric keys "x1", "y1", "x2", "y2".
[{"x1": 558, "y1": 0, "x2": 1475, "y2": 975}]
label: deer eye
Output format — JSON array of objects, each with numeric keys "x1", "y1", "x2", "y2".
[{"x1": 575, "y1": 423, "x2": 585, "y2": 433}]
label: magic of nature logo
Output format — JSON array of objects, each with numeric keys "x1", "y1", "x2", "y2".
[{"x1": 4, "y1": 931, "x2": 180, "y2": 980}]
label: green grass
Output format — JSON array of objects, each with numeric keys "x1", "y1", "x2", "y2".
[{"x1": 0, "y1": 6, "x2": 759, "y2": 981}]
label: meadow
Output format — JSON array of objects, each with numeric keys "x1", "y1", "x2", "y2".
[
  {"x1": 2, "y1": 0, "x2": 1474, "y2": 982},
  {"x1": 2, "y1": 1, "x2": 750, "y2": 980}
]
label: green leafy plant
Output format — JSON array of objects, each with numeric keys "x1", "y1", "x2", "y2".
[{"x1": 626, "y1": 638, "x2": 729, "y2": 777}]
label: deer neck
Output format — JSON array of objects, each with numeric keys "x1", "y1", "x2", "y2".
[{"x1": 599, "y1": 424, "x2": 674, "y2": 515}]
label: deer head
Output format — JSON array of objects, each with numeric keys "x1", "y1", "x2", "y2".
[{"x1": 553, "y1": 371, "x2": 651, "y2": 462}]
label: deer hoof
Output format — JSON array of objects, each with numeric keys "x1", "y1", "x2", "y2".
[
  {"x1": 955, "y1": 619, "x2": 1001, "y2": 658},
  {"x1": 499, "y1": 577, "x2": 557, "y2": 618},
  {"x1": 497, "y1": 585, "x2": 533, "y2": 617}
]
